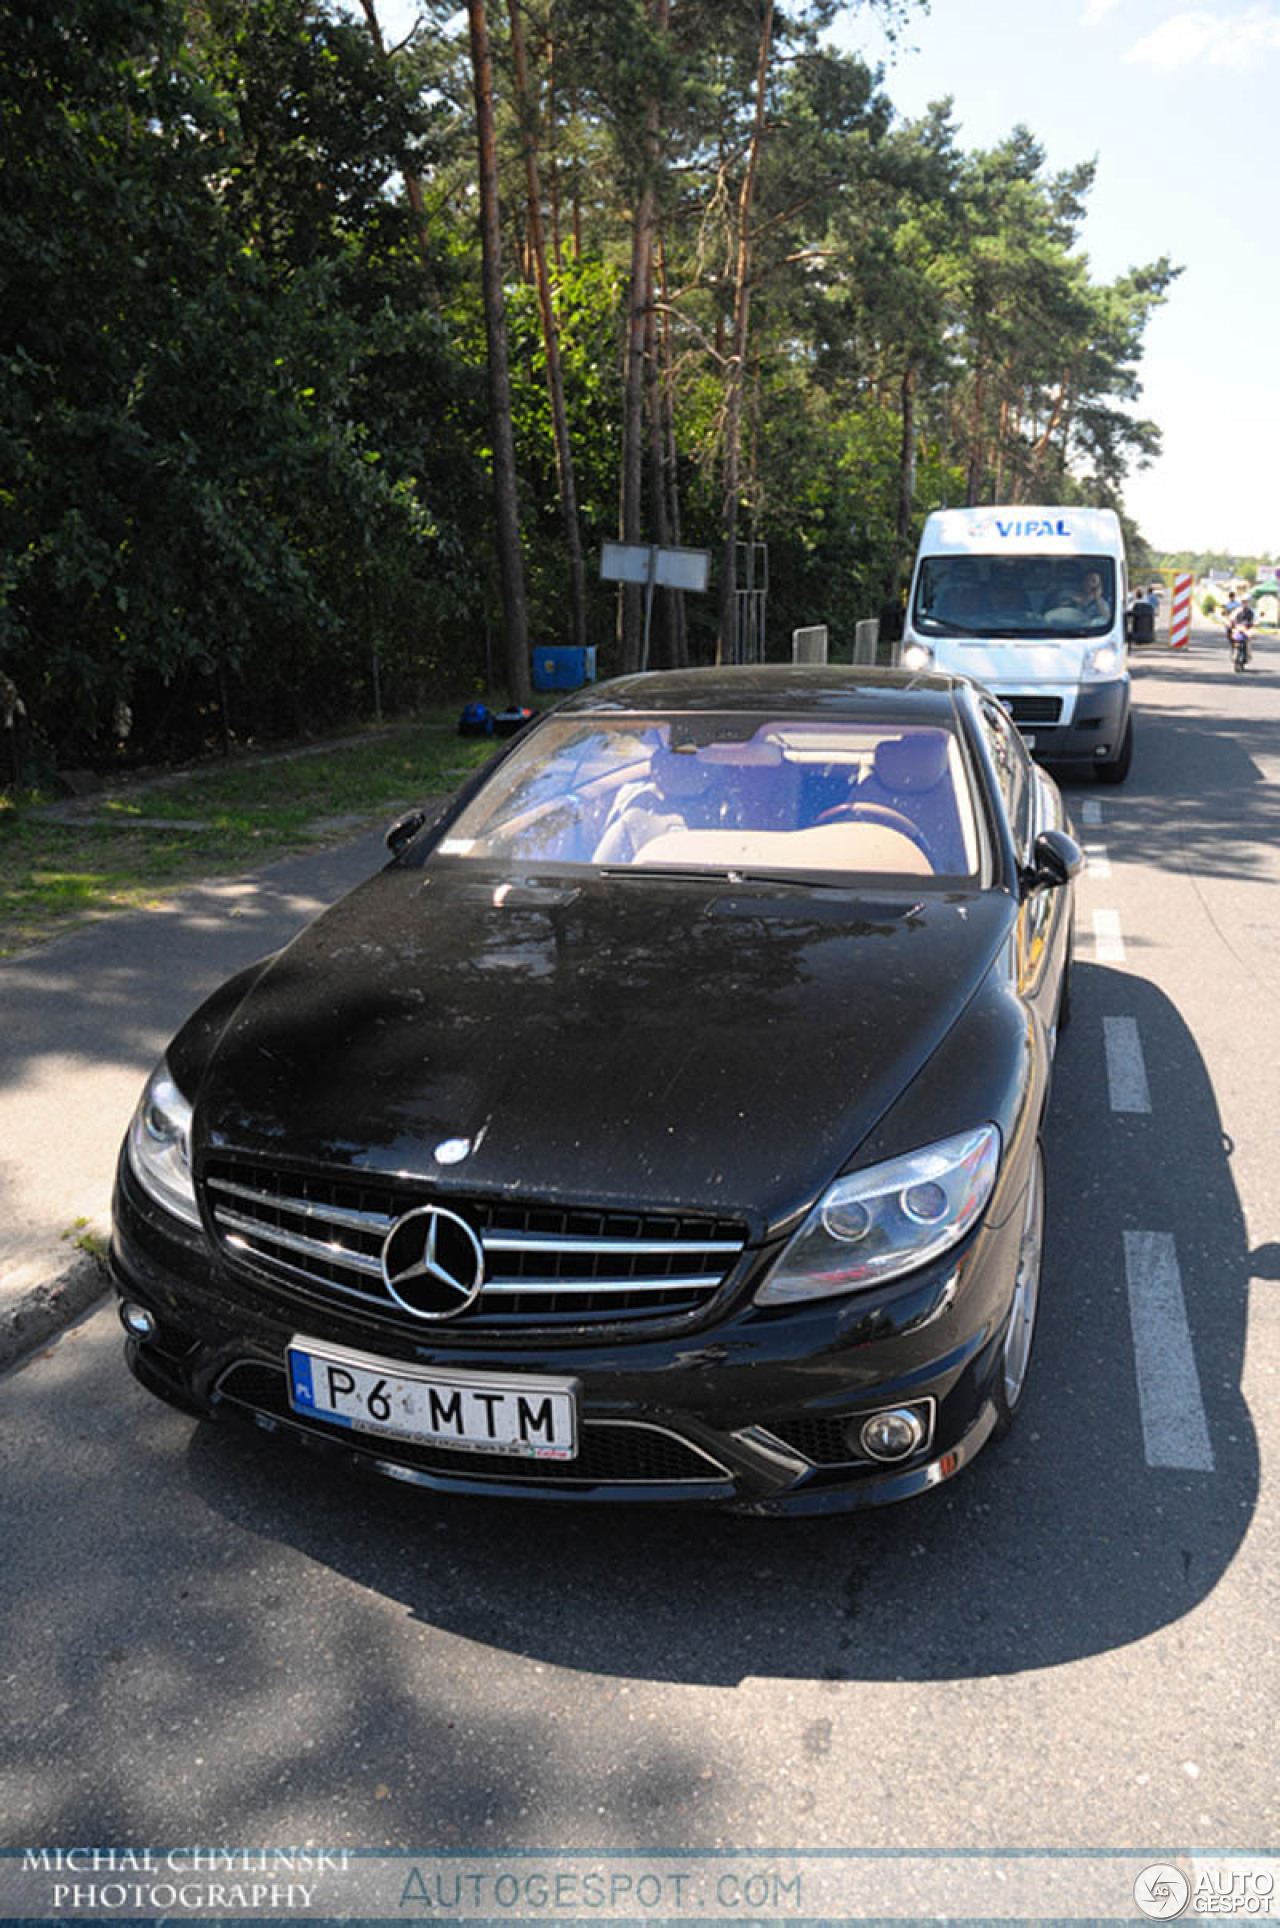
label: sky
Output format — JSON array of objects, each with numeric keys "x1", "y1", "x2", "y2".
[{"x1": 843, "y1": 0, "x2": 1279, "y2": 556}]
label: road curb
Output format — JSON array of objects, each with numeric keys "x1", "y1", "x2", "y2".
[{"x1": 0, "y1": 1251, "x2": 111, "y2": 1375}]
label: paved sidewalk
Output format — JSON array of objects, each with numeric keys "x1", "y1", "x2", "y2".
[{"x1": 0, "y1": 820, "x2": 400, "y2": 1372}]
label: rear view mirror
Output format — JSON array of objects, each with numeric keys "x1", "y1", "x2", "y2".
[
  {"x1": 385, "y1": 809, "x2": 426, "y2": 855},
  {"x1": 1022, "y1": 828, "x2": 1084, "y2": 894}
]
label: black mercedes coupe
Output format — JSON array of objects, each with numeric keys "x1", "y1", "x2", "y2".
[{"x1": 111, "y1": 665, "x2": 1082, "y2": 1514}]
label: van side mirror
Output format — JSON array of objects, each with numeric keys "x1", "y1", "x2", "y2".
[{"x1": 1022, "y1": 828, "x2": 1085, "y2": 895}]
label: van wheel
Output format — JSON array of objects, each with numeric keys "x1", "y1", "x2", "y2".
[{"x1": 1095, "y1": 718, "x2": 1133, "y2": 785}]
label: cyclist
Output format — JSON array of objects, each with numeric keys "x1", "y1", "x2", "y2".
[{"x1": 1229, "y1": 597, "x2": 1255, "y2": 670}]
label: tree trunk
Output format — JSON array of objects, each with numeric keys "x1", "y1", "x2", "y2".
[
  {"x1": 617, "y1": 0, "x2": 667, "y2": 673},
  {"x1": 618, "y1": 188, "x2": 654, "y2": 672},
  {"x1": 547, "y1": 29, "x2": 563, "y2": 268},
  {"x1": 644, "y1": 285, "x2": 673, "y2": 667},
  {"x1": 656, "y1": 234, "x2": 688, "y2": 667},
  {"x1": 993, "y1": 396, "x2": 1008, "y2": 502},
  {"x1": 717, "y1": 0, "x2": 774, "y2": 663},
  {"x1": 357, "y1": 0, "x2": 435, "y2": 286},
  {"x1": 467, "y1": 0, "x2": 531, "y2": 703},
  {"x1": 508, "y1": 0, "x2": 587, "y2": 651},
  {"x1": 965, "y1": 359, "x2": 988, "y2": 507},
  {"x1": 893, "y1": 360, "x2": 917, "y2": 595}
]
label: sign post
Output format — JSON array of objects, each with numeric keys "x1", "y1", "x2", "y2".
[{"x1": 600, "y1": 543, "x2": 711, "y2": 668}]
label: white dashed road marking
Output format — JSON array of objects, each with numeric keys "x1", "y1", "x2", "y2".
[
  {"x1": 1122, "y1": 1231, "x2": 1215, "y2": 1472},
  {"x1": 1073, "y1": 799, "x2": 1214, "y2": 1475},
  {"x1": 1103, "y1": 1016, "x2": 1152, "y2": 1113},
  {"x1": 1092, "y1": 908, "x2": 1126, "y2": 963}
]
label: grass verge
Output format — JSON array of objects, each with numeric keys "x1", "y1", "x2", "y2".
[{"x1": 0, "y1": 719, "x2": 495, "y2": 957}]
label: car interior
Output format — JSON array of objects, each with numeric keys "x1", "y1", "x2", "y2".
[{"x1": 438, "y1": 718, "x2": 982, "y2": 880}]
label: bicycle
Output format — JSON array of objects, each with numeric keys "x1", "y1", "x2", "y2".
[{"x1": 1228, "y1": 622, "x2": 1252, "y2": 672}]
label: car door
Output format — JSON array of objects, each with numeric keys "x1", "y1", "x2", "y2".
[{"x1": 976, "y1": 696, "x2": 1065, "y2": 1028}]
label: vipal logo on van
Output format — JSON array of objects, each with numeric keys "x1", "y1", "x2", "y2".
[
  {"x1": 994, "y1": 518, "x2": 1072, "y2": 538},
  {"x1": 963, "y1": 517, "x2": 1072, "y2": 540}
]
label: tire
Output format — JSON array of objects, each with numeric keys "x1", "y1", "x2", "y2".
[
  {"x1": 1095, "y1": 716, "x2": 1133, "y2": 785},
  {"x1": 992, "y1": 1142, "x2": 1045, "y2": 1438}
]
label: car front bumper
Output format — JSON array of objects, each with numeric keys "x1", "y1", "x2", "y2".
[{"x1": 111, "y1": 1148, "x2": 1033, "y2": 1517}]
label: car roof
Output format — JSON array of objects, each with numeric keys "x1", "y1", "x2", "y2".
[{"x1": 556, "y1": 664, "x2": 967, "y2": 723}]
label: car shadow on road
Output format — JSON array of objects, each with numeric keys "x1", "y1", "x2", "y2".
[
  {"x1": 1051, "y1": 643, "x2": 1280, "y2": 885},
  {"x1": 173, "y1": 962, "x2": 1259, "y2": 1687}
]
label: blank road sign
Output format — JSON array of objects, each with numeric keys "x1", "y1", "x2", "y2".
[{"x1": 600, "y1": 543, "x2": 711, "y2": 592}]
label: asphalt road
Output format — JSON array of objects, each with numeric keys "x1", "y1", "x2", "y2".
[
  {"x1": 2, "y1": 625, "x2": 1278, "y2": 1910},
  {"x1": 0, "y1": 830, "x2": 393, "y2": 1294}
]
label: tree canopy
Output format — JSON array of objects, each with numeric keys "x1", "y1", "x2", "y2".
[{"x1": 1, "y1": 0, "x2": 1180, "y2": 773}]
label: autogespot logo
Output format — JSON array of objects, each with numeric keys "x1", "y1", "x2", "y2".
[
  {"x1": 1135, "y1": 1865, "x2": 1192, "y2": 1919},
  {"x1": 380, "y1": 1205, "x2": 486, "y2": 1320}
]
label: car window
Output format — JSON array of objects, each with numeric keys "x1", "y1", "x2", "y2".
[
  {"x1": 432, "y1": 715, "x2": 982, "y2": 881},
  {"x1": 977, "y1": 698, "x2": 1033, "y2": 856}
]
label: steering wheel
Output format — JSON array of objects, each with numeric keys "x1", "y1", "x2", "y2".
[{"x1": 815, "y1": 800, "x2": 933, "y2": 856}]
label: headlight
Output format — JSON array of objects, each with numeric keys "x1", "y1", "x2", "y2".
[
  {"x1": 754, "y1": 1125, "x2": 1000, "y2": 1307},
  {"x1": 902, "y1": 641, "x2": 934, "y2": 672},
  {"x1": 126, "y1": 1064, "x2": 200, "y2": 1228},
  {"x1": 1084, "y1": 643, "x2": 1121, "y2": 679}
]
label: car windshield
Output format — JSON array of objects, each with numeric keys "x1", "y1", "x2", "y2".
[
  {"x1": 430, "y1": 714, "x2": 982, "y2": 882},
  {"x1": 914, "y1": 555, "x2": 1116, "y2": 639}
]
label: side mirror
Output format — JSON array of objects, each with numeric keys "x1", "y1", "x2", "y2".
[
  {"x1": 1022, "y1": 828, "x2": 1085, "y2": 895},
  {"x1": 385, "y1": 808, "x2": 427, "y2": 856}
]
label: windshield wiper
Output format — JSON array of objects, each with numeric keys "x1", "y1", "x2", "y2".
[{"x1": 598, "y1": 865, "x2": 858, "y2": 892}]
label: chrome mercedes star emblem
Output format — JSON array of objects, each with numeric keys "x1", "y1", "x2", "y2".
[{"x1": 380, "y1": 1205, "x2": 485, "y2": 1320}]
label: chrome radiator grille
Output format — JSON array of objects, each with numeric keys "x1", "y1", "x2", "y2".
[{"x1": 202, "y1": 1158, "x2": 746, "y2": 1329}]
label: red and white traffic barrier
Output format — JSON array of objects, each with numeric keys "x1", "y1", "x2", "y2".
[{"x1": 1169, "y1": 571, "x2": 1193, "y2": 649}]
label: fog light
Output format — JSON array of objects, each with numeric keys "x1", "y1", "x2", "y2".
[
  {"x1": 120, "y1": 1301, "x2": 157, "y2": 1340},
  {"x1": 1094, "y1": 743, "x2": 1110, "y2": 757},
  {"x1": 857, "y1": 1406, "x2": 927, "y2": 1462}
]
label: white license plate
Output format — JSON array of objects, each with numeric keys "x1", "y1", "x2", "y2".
[{"x1": 287, "y1": 1338, "x2": 579, "y2": 1460}]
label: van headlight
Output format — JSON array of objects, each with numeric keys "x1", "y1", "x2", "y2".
[
  {"x1": 754, "y1": 1126, "x2": 1000, "y2": 1306},
  {"x1": 902, "y1": 642, "x2": 934, "y2": 672},
  {"x1": 1084, "y1": 643, "x2": 1121, "y2": 679},
  {"x1": 127, "y1": 1064, "x2": 201, "y2": 1228}
]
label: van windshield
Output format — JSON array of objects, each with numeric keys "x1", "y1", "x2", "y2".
[{"x1": 914, "y1": 555, "x2": 1116, "y2": 639}]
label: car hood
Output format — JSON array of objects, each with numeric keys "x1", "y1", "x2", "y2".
[{"x1": 190, "y1": 864, "x2": 1014, "y2": 1234}]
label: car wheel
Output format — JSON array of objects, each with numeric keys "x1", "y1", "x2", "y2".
[
  {"x1": 1095, "y1": 717, "x2": 1133, "y2": 785},
  {"x1": 993, "y1": 1142, "x2": 1045, "y2": 1436}
]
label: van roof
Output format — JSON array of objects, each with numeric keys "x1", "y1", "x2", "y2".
[{"x1": 918, "y1": 506, "x2": 1122, "y2": 556}]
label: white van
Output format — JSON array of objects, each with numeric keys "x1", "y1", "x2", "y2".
[{"x1": 901, "y1": 506, "x2": 1134, "y2": 783}]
